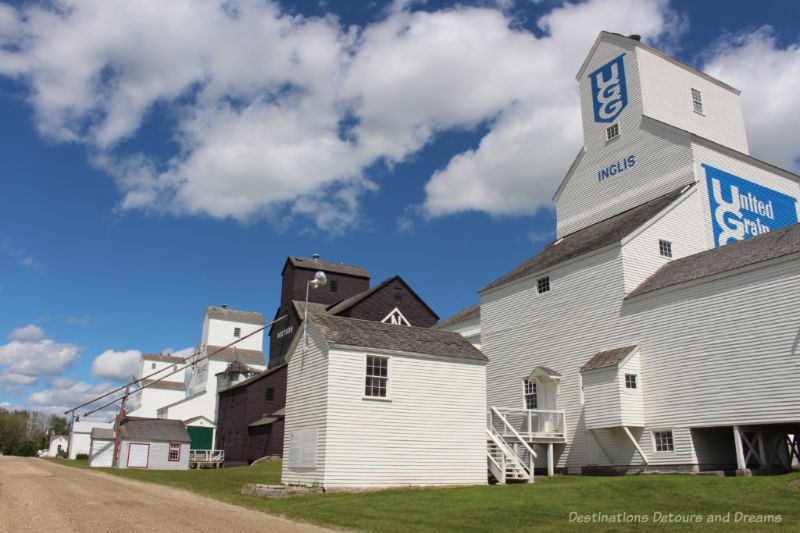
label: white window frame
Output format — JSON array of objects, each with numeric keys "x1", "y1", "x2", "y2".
[
  {"x1": 659, "y1": 239, "x2": 672, "y2": 258},
  {"x1": 652, "y1": 430, "x2": 675, "y2": 453},
  {"x1": 606, "y1": 123, "x2": 620, "y2": 141},
  {"x1": 624, "y1": 373, "x2": 637, "y2": 389},
  {"x1": 364, "y1": 355, "x2": 390, "y2": 400},
  {"x1": 523, "y1": 378, "x2": 538, "y2": 410},
  {"x1": 233, "y1": 327, "x2": 241, "y2": 338},
  {"x1": 537, "y1": 276, "x2": 550, "y2": 294},
  {"x1": 691, "y1": 88, "x2": 704, "y2": 115}
]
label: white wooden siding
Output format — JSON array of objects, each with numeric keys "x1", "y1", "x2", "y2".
[
  {"x1": 618, "y1": 352, "x2": 644, "y2": 427},
  {"x1": 116, "y1": 440, "x2": 189, "y2": 470},
  {"x1": 556, "y1": 116, "x2": 694, "y2": 239},
  {"x1": 89, "y1": 438, "x2": 114, "y2": 468},
  {"x1": 321, "y1": 348, "x2": 487, "y2": 488},
  {"x1": 637, "y1": 46, "x2": 748, "y2": 154},
  {"x1": 621, "y1": 189, "x2": 709, "y2": 294},
  {"x1": 281, "y1": 325, "x2": 329, "y2": 487},
  {"x1": 583, "y1": 368, "x2": 622, "y2": 429}
]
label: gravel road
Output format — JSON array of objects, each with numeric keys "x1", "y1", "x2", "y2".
[{"x1": 0, "y1": 456, "x2": 338, "y2": 533}]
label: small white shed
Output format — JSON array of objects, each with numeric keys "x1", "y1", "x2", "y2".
[
  {"x1": 282, "y1": 313, "x2": 488, "y2": 490},
  {"x1": 116, "y1": 417, "x2": 191, "y2": 470},
  {"x1": 89, "y1": 428, "x2": 115, "y2": 467},
  {"x1": 70, "y1": 420, "x2": 114, "y2": 459}
]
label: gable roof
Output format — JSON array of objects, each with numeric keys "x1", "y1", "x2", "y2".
[
  {"x1": 291, "y1": 300, "x2": 329, "y2": 319},
  {"x1": 140, "y1": 379, "x2": 185, "y2": 392},
  {"x1": 142, "y1": 353, "x2": 186, "y2": 364},
  {"x1": 433, "y1": 304, "x2": 480, "y2": 329},
  {"x1": 310, "y1": 313, "x2": 487, "y2": 362},
  {"x1": 576, "y1": 32, "x2": 740, "y2": 94},
  {"x1": 220, "y1": 362, "x2": 287, "y2": 394},
  {"x1": 205, "y1": 306, "x2": 265, "y2": 325},
  {"x1": 325, "y1": 275, "x2": 439, "y2": 320},
  {"x1": 628, "y1": 222, "x2": 800, "y2": 298},
  {"x1": 285, "y1": 256, "x2": 370, "y2": 278},
  {"x1": 117, "y1": 417, "x2": 190, "y2": 442},
  {"x1": 581, "y1": 345, "x2": 639, "y2": 372},
  {"x1": 481, "y1": 187, "x2": 687, "y2": 293},
  {"x1": 91, "y1": 427, "x2": 115, "y2": 440},
  {"x1": 207, "y1": 345, "x2": 266, "y2": 366}
]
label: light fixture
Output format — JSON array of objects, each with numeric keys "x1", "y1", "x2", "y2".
[{"x1": 302, "y1": 269, "x2": 327, "y2": 356}]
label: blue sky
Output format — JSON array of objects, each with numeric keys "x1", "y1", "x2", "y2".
[{"x1": 1, "y1": 0, "x2": 799, "y2": 418}]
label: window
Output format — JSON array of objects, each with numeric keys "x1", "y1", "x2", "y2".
[
  {"x1": 151, "y1": 363, "x2": 156, "y2": 369},
  {"x1": 233, "y1": 327, "x2": 241, "y2": 338},
  {"x1": 625, "y1": 374, "x2": 637, "y2": 389},
  {"x1": 653, "y1": 430, "x2": 674, "y2": 452},
  {"x1": 329, "y1": 280, "x2": 338, "y2": 293},
  {"x1": 691, "y1": 88, "x2": 703, "y2": 114},
  {"x1": 394, "y1": 288, "x2": 402, "y2": 302},
  {"x1": 659, "y1": 239, "x2": 672, "y2": 258},
  {"x1": 606, "y1": 123, "x2": 619, "y2": 140},
  {"x1": 365, "y1": 355, "x2": 388, "y2": 398},
  {"x1": 524, "y1": 379, "x2": 538, "y2": 409},
  {"x1": 265, "y1": 387, "x2": 274, "y2": 401},
  {"x1": 168, "y1": 443, "x2": 181, "y2": 461},
  {"x1": 537, "y1": 276, "x2": 550, "y2": 294}
]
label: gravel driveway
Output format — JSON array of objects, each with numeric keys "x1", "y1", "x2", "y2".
[{"x1": 0, "y1": 456, "x2": 338, "y2": 533}]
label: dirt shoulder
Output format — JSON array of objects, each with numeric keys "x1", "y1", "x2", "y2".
[{"x1": 0, "y1": 456, "x2": 336, "y2": 533}]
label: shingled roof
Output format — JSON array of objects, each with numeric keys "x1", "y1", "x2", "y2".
[
  {"x1": 628, "y1": 222, "x2": 800, "y2": 298},
  {"x1": 310, "y1": 313, "x2": 487, "y2": 362},
  {"x1": 287, "y1": 256, "x2": 370, "y2": 278},
  {"x1": 481, "y1": 186, "x2": 689, "y2": 293},
  {"x1": 433, "y1": 304, "x2": 480, "y2": 329},
  {"x1": 206, "y1": 345, "x2": 266, "y2": 366},
  {"x1": 140, "y1": 379, "x2": 185, "y2": 392},
  {"x1": 205, "y1": 306, "x2": 265, "y2": 325},
  {"x1": 118, "y1": 417, "x2": 190, "y2": 442},
  {"x1": 141, "y1": 353, "x2": 186, "y2": 363},
  {"x1": 581, "y1": 345, "x2": 638, "y2": 372}
]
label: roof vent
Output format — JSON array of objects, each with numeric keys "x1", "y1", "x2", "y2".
[
  {"x1": 312, "y1": 253, "x2": 320, "y2": 261},
  {"x1": 628, "y1": 34, "x2": 641, "y2": 41},
  {"x1": 222, "y1": 303, "x2": 227, "y2": 309}
]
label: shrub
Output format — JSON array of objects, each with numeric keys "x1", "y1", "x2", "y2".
[{"x1": 76, "y1": 453, "x2": 89, "y2": 460}]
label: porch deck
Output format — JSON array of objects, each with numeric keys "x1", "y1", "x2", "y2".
[{"x1": 188, "y1": 449, "x2": 225, "y2": 469}]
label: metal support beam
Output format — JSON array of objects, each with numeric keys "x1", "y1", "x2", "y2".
[{"x1": 622, "y1": 426, "x2": 648, "y2": 465}]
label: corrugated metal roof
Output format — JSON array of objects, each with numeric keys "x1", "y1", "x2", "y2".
[
  {"x1": 627, "y1": 222, "x2": 800, "y2": 298},
  {"x1": 311, "y1": 313, "x2": 487, "y2": 362}
]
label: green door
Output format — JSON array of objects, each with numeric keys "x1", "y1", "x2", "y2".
[{"x1": 187, "y1": 426, "x2": 213, "y2": 450}]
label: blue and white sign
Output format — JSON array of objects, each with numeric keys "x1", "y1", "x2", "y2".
[
  {"x1": 704, "y1": 164, "x2": 798, "y2": 247},
  {"x1": 589, "y1": 54, "x2": 628, "y2": 123}
]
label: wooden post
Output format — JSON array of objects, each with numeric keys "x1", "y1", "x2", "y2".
[
  {"x1": 547, "y1": 443, "x2": 554, "y2": 477},
  {"x1": 733, "y1": 426, "x2": 748, "y2": 473}
]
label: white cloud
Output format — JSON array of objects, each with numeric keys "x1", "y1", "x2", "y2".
[
  {"x1": 91, "y1": 349, "x2": 141, "y2": 382},
  {"x1": 703, "y1": 27, "x2": 800, "y2": 173},
  {"x1": 0, "y1": 334, "x2": 81, "y2": 377},
  {"x1": 19, "y1": 256, "x2": 46, "y2": 272},
  {"x1": 8, "y1": 324, "x2": 45, "y2": 342},
  {"x1": 0, "y1": 371, "x2": 38, "y2": 386},
  {"x1": 0, "y1": 0, "x2": 794, "y2": 228},
  {"x1": 27, "y1": 377, "x2": 116, "y2": 414}
]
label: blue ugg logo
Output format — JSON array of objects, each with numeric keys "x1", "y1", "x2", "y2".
[
  {"x1": 704, "y1": 164, "x2": 798, "y2": 247},
  {"x1": 590, "y1": 54, "x2": 628, "y2": 123}
]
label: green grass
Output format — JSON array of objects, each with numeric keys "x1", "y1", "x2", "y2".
[{"x1": 51, "y1": 459, "x2": 800, "y2": 532}]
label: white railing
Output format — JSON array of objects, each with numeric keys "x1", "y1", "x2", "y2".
[
  {"x1": 489, "y1": 408, "x2": 566, "y2": 440},
  {"x1": 189, "y1": 449, "x2": 225, "y2": 464},
  {"x1": 488, "y1": 407, "x2": 537, "y2": 483}
]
